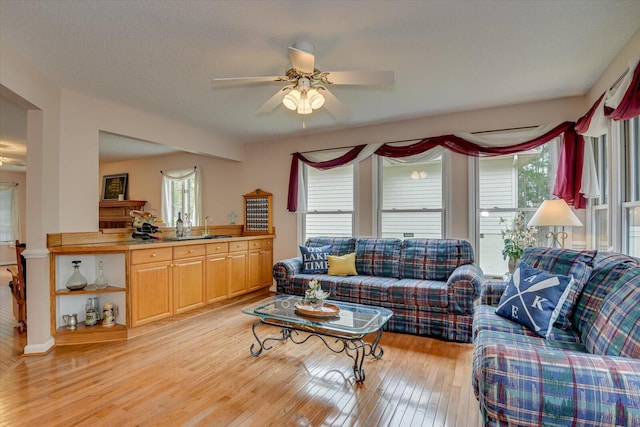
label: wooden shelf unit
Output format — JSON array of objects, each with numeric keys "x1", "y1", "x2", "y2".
[
  {"x1": 243, "y1": 189, "x2": 273, "y2": 235},
  {"x1": 99, "y1": 200, "x2": 146, "y2": 228}
]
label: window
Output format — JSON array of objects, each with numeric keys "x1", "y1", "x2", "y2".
[
  {"x1": 622, "y1": 117, "x2": 640, "y2": 256},
  {"x1": 591, "y1": 134, "x2": 609, "y2": 251},
  {"x1": 161, "y1": 168, "x2": 201, "y2": 228},
  {"x1": 377, "y1": 154, "x2": 444, "y2": 238},
  {"x1": 474, "y1": 140, "x2": 560, "y2": 277},
  {"x1": 301, "y1": 161, "x2": 355, "y2": 241},
  {"x1": 0, "y1": 183, "x2": 20, "y2": 243}
]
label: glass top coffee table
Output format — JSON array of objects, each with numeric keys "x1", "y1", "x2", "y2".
[{"x1": 242, "y1": 295, "x2": 393, "y2": 383}]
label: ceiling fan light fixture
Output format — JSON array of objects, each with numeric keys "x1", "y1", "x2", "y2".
[
  {"x1": 307, "y1": 88, "x2": 325, "y2": 109},
  {"x1": 282, "y1": 89, "x2": 301, "y2": 111},
  {"x1": 297, "y1": 91, "x2": 313, "y2": 115}
]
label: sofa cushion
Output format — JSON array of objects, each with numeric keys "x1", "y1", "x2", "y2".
[
  {"x1": 387, "y1": 279, "x2": 448, "y2": 308},
  {"x1": 472, "y1": 305, "x2": 582, "y2": 344},
  {"x1": 299, "y1": 245, "x2": 331, "y2": 274},
  {"x1": 520, "y1": 247, "x2": 596, "y2": 330},
  {"x1": 584, "y1": 268, "x2": 640, "y2": 359},
  {"x1": 398, "y1": 239, "x2": 474, "y2": 281},
  {"x1": 305, "y1": 236, "x2": 356, "y2": 256},
  {"x1": 327, "y1": 253, "x2": 357, "y2": 276},
  {"x1": 495, "y1": 263, "x2": 574, "y2": 338},
  {"x1": 572, "y1": 252, "x2": 640, "y2": 343},
  {"x1": 355, "y1": 238, "x2": 401, "y2": 278}
]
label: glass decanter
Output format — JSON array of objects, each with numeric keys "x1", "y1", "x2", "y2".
[
  {"x1": 95, "y1": 260, "x2": 108, "y2": 289},
  {"x1": 65, "y1": 260, "x2": 88, "y2": 290}
]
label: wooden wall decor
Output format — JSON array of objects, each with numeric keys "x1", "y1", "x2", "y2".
[{"x1": 243, "y1": 189, "x2": 273, "y2": 235}]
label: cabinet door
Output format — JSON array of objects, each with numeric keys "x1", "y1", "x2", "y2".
[
  {"x1": 130, "y1": 261, "x2": 173, "y2": 327},
  {"x1": 260, "y1": 246, "x2": 273, "y2": 287},
  {"x1": 247, "y1": 249, "x2": 262, "y2": 291},
  {"x1": 205, "y1": 254, "x2": 228, "y2": 303},
  {"x1": 228, "y1": 252, "x2": 248, "y2": 297},
  {"x1": 173, "y1": 257, "x2": 205, "y2": 314}
]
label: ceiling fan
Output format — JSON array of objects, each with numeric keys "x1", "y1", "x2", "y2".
[{"x1": 212, "y1": 42, "x2": 394, "y2": 120}]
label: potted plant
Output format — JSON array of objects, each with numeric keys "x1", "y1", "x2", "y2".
[
  {"x1": 305, "y1": 279, "x2": 331, "y2": 309},
  {"x1": 499, "y1": 212, "x2": 537, "y2": 273}
]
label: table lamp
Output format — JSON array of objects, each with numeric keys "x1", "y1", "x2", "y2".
[{"x1": 527, "y1": 199, "x2": 583, "y2": 248}]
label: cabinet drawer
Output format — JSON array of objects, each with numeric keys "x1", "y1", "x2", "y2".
[
  {"x1": 206, "y1": 242, "x2": 229, "y2": 255},
  {"x1": 261, "y1": 239, "x2": 273, "y2": 249},
  {"x1": 248, "y1": 240, "x2": 263, "y2": 250},
  {"x1": 173, "y1": 244, "x2": 206, "y2": 259},
  {"x1": 229, "y1": 241, "x2": 249, "y2": 252},
  {"x1": 131, "y1": 247, "x2": 173, "y2": 264}
]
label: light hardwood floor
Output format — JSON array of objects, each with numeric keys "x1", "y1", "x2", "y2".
[{"x1": 0, "y1": 292, "x2": 483, "y2": 426}]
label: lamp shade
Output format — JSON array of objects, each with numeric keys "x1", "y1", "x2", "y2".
[{"x1": 528, "y1": 199, "x2": 583, "y2": 227}]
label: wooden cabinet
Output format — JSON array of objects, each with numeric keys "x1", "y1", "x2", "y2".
[
  {"x1": 50, "y1": 250, "x2": 128, "y2": 345},
  {"x1": 172, "y1": 245, "x2": 205, "y2": 314},
  {"x1": 248, "y1": 238, "x2": 273, "y2": 291},
  {"x1": 205, "y1": 242, "x2": 229, "y2": 303},
  {"x1": 228, "y1": 241, "x2": 248, "y2": 297},
  {"x1": 49, "y1": 233, "x2": 276, "y2": 344},
  {"x1": 130, "y1": 248, "x2": 173, "y2": 327},
  {"x1": 243, "y1": 189, "x2": 273, "y2": 235}
]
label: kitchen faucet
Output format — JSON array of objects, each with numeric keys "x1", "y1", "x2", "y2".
[{"x1": 204, "y1": 216, "x2": 211, "y2": 236}]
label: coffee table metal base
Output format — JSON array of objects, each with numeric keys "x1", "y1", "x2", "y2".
[{"x1": 249, "y1": 319, "x2": 384, "y2": 383}]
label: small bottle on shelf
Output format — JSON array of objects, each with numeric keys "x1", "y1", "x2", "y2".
[
  {"x1": 176, "y1": 212, "x2": 184, "y2": 238},
  {"x1": 95, "y1": 261, "x2": 108, "y2": 289},
  {"x1": 184, "y1": 212, "x2": 192, "y2": 237}
]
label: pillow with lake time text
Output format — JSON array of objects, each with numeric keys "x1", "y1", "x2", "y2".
[
  {"x1": 495, "y1": 262, "x2": 574, "y2": 339},
  {"x1": 327, "y1": 252, "x2": 358, "y2": 276},
  {"x1": 299, "y1": 245, "x2": 332, "y2": 274}
]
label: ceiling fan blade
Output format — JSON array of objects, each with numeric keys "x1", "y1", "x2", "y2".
[
  {"x1": 323, "y1": 70, "x2": 395, "y2": 86},
  {"x1": 288, "y1": 46, "x2": 315, "y2": 74},
  {"x1": 212, "y1": 76, "x2": 287, "y2": 85},
  {"x1": 320, "y1": 88, "x2": 351, "y2": 121},
  {"x1": 256, "y1": 88, "x2": 289, "y2": 113}
]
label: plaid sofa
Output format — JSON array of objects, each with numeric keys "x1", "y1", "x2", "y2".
[
  {"x1": 273, "y1": 237, "x2": 483, "y2": 342},
  {"x1": 472, "y1": 248, "x2": 640, "y2": 426}
]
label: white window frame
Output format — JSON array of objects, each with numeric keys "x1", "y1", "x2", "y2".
[
  {"x1": 470, "y1": 139, "x2": 561, "y2": 277},
  {"x1": 589, "y1": 133, "x2": 611, "y2": 251},
  {"x1": 298, "y1": 161, "x2": 357, "y2": 244},
  {"x1": 373, "y1": 152, "x2": 448, "y2": 239},
  {"x1": 161, "y1": 168, "x2": 201, "y2": 228},
  {"x1": 621, "y1": 117, "x2": 640, "y2": 255}
]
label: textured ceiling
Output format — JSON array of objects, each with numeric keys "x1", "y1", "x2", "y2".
[{"x1": 1, "y1": 0, "x2": 639, "y2": 157}]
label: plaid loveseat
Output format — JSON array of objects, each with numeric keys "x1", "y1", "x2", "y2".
[
  {"x1": 472, "y1": 248, "x2": 640, "y2": 426},
  {"x1": 273, "y1": 237, "x2": 483, "y2": 342}
]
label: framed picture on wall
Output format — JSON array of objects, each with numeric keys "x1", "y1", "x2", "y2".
[{"x1": 102, "y1": 173, "x2": 128, "y2": 200}]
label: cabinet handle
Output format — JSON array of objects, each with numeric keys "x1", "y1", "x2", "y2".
[
  {"x1": 189, "y1": 249, "x2": 195, "y2": 253},
  {"x1": 151, "y1": 253, "x2": 158, "y2": 257},
  {"x1": 216, "y1": 246, "x2": 221, "y2": 250}
]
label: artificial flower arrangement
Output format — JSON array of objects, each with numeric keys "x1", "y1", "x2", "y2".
[
  {"x1": 305, "y1": 279, "x2": 331, "y2": 306},
  {"x1": 499, "y1": 211, "x2": 537, "y2": 261}
]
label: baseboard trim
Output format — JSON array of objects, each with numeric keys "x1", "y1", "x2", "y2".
[{"x1": 23, "y1": 337, "x2": 55, "y2": 356}]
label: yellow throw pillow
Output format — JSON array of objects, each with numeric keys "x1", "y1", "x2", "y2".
[{"x1": 327, "y1": 252, "x2": 357, "y2": 276}]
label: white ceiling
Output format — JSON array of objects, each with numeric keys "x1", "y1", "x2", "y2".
[{"x1": 1, "y1": 0, "x2": 639, "y2": 168}]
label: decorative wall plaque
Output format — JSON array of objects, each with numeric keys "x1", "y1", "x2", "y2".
[{"x1": 243, "y1": 189, "x2": 273, "y2": 235}]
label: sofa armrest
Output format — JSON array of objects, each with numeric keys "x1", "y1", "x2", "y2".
[
  {"x1": 480, "y1": 280, "x2": 508, "y2": 306},
  {"x1": 476, "y1": 342, "x2": 640, "y2": 425},
  {"x1": 272, "y1": 257, "x2": 303, "y2": 293},
  {"x1": 446, "y1": 263, "x2": 484, "y2": 314}
]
